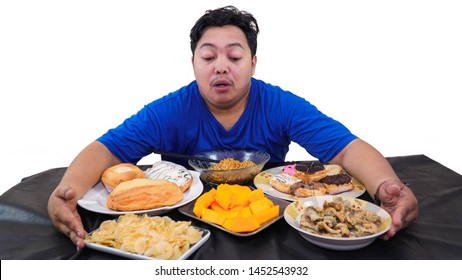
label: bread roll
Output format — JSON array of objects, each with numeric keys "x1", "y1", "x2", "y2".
[
  {"x1": 106, "y1": 178, "x2": 184, "y2": 211},
  {"x1": 101, "y1": 163, "x2": 146, "y2": 192}
]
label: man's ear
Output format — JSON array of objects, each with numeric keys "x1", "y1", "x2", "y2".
[{"x1": 251, "y1": 55, "x2": 257, "y2": 76}]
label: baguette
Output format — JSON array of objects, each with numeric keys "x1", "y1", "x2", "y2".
[{"x1": 106, "y1": 178, "x2": 184, "y2": 211}]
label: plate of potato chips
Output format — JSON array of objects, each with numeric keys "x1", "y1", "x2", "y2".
[{"x1": 84, "y1": 213, "x2": 210, "y2": 260}]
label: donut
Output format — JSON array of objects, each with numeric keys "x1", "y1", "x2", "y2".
[
  {"x1": 293, "y1": 162, "x2": 328, "y2": 182},
  {"x1": 101, "y1": 163, "x2": 146, "y2": 193},
  {"x1": 144, "y1": 161, "x2": 193, "y2": 192}
]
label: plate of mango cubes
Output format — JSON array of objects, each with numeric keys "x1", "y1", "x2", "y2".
[{"x1": 178, "y1": 184, "x2": 290, "y2": 236}]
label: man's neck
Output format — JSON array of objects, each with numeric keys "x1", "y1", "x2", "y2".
[{"x1": 208, "y1": 95, "x2": 249, "y2": 131}]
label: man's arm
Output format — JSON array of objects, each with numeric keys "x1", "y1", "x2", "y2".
[
  {"x1": 47, "y1": 140, "x2": 121, "y2": 249},
  {"x1": 329, "y1": 138, "x2": 399, "y2": 197},
  {"x1": 330, "y1": 138, "x2": 418, "y2": 239}
]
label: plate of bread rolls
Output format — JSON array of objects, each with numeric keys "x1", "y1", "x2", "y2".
[
  {"x1": 253, "y1": 162, "x2": 366, "y2": 201},
  {"x1": 77, "y1": 161, "x2": 203, "y2": 216}
]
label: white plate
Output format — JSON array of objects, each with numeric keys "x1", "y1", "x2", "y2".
[
  {"x1": 254, "y1": 165, "x2": 366, "y2": 201},
  {"x1": 283, "y1": 196, "x2": 392, "y2": 250},
  {"x1": 85, "y1": 226, "x2": 210, "y2": 260},
  {"x1": 77, "y1": 171, "x2": 203, "y2": 216}
]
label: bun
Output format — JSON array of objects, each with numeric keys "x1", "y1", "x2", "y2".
[
  {"x1": 294, "y1": 162, "x2": 328, "y2": 182},
  {"x1": 106, "y1": 178, "x2": 184, "y2": 211},
  {"x1": 144, "y1": 161, "x2": 193, "y2": 192},
  {"x1": 101, "y1": 163, "x2": 145, "y2": 192}
]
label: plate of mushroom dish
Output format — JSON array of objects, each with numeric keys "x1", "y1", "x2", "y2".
[{"x1": 284, "y1": 196, "x2": 391, "y2": 250}]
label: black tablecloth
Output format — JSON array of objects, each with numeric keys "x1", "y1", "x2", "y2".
[{"x1": 1, "y1": 154, "x2": 461, "y2": 260}]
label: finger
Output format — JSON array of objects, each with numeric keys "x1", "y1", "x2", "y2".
[
  {"x1": 58, "y1": 185, "x2": 77, "y2": 201},
  {"x1": 59, "y1": 219, "x2": 86, "y2": 249},
  {"x1": 382, "y1": 183, "x2": 401, "y2": 200},
  {"x1": 62, "y1": 211, "x2": 86, "y2": 238}
]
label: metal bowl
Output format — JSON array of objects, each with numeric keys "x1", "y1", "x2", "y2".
[{"x1": 188, "y1": 149, "x2": 270, "y2": 185}]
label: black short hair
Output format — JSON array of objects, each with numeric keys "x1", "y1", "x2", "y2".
[{"x1": 190, "y1": 6, "x2": 259, "y2": 57}]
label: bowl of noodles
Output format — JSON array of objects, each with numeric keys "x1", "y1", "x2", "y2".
[{"x1": 188, "y1": 150, "x2": 270, "y2": 185}]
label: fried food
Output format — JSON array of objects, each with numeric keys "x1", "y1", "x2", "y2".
[
  {"x1": 208, "y1": 158, "x2": 256, "y2": 170},
  {"x1": 84, "y1": 213, "x2": 203, "y2": 259},
  {"x1": 206, "y1": 158, "x2": 258, "y2": 183},
  {"x1": 300, "y1": 197, "x2": 382, "y2": 238}
]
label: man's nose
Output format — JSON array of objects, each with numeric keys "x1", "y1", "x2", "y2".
[{"x1": 214, "y1": 57, "x2": 229, "y2": 74}]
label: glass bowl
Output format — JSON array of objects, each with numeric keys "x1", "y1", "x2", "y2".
[{"x1": 188, "y1": 149, "x2": 270, "y2": 185}]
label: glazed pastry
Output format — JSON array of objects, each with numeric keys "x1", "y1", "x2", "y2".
[
  {"x1": 293, "y1": 162, "x2": 328, "y2": 182},
  {"x1": 320, "y1": 173, "x2": 353, "y2": 194},
  {"x1": 269, "y1": 173, "x2": 301, "y2": 193},
  {"x1": 144, "y1": 161, "x2": 193, "y2": 192}
]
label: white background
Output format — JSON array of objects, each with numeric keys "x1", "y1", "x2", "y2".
[{"x1": 1, "y1": 0, "x2": 461, "y2": 195}]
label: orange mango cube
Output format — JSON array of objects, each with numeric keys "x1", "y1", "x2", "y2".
[
  {"x1": 247, "y1": 188, "x2": 265, "y2": 202},
  {"x1": 238, "y1": 206, "x2": 252, "y2": 218},
  {"x1": 215, "y1": 184, "x2": 233, "y2": 209},
  {"x1": 249, "y1": 197, "x2": 273, "y2": 214},
  {"x1": 201, "y1": 208, "x2": 227, "y2": 226},
  {"x1": 223, "y1": 217, "x2": 261, "y2": 233},
  {"x1": 253, "y1": 205, "x2": 279, "y2": 225}
]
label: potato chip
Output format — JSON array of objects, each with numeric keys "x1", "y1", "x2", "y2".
[{"x1": 85, "y1": 213, "x2": 203, "y2": 259}]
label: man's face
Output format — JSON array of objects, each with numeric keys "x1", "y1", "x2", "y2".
[{"x1": 192, "y1": 25, "x2": 256, "y2": 110}]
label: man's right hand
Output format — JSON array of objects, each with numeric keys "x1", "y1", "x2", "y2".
[{"x1": 47, "y1": 184, "x2": 87, "y2": 250}]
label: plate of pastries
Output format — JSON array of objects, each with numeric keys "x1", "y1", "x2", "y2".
[
  {"x1": 77, "y1": 161, "x2": 203, "y2": 215},
  {"x1": 253, "y1": 161, "x2": 366, "y2": 201}
]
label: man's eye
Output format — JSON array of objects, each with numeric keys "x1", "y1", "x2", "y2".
[
  {"x1": 230, "y1": 57, "x2": 241, "y2": 62},
  {"x1": 202, "y1": 57, "x2": 214, "y2": 61}
]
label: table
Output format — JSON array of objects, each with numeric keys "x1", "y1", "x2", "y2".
[{"x1": 1, "y1": 154, "x2": 461, "y2": 260}]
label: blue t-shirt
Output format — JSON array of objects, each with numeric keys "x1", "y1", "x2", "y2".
[{"x1": 97, "y1": 78, "x2": 357, "y2": 166}]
